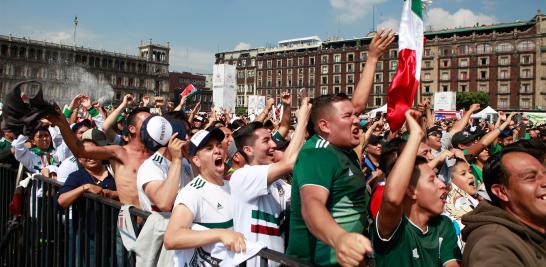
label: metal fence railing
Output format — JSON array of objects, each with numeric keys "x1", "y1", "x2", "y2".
[{"x1": 0, "y1": 166, "x2": 311, "y2": 267}]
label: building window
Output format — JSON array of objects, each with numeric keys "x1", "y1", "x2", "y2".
[
  {"x1": 459, "y1": 71, "x2": 468, "y2": 80},
  {"x1": 520, "y1": 98, "x2": 531, "y2": 109},
  {"x1": 276, "y1": 60, "x2": 282, "y2": 67},
  {"x1": 298, "y1": 57, "x2": 304, "y2": 66},
  {"x1": 479, "y1": 83, "x2": 488, "y2": 92},
  {"x1": 347, "y1": 53, "x2": 354, "y2": 62},
  {"x1": 310, "y1": 57, "x2": 315, "y2": 65},
  {"x1": 334, "y1": 86, "x2": 341, "y2": 94},
  {"x1": 520, "y1": 83, "x2": 532, "y2": 93},
  {"x1": 499, "y1": 56, "x2": 510, "y2": 65},
  {"x1": 521, "y1": 68, "x2": 532, "y2": 78},
  {"x1": 476, "y1": 44, "x2": 492, "y2": 54},
  {"x1": 267, "y1": 60, "x2": 272, "y2": 68},
  {"x1": 321, "y1": 55, "x2": 328, "y2": 64},
  {"x1": 499, "y1": 69, "x2": 510, "y2": 79},
  {"x1": 374, "y1": 73, "x2": 383, "y2": 83},
  {"x1": 334, "y1": 75, "x2": 341, "y2": 84},
  {"x1": 287, "y1": 59, "x2": 292, "y2": 67},
  {"x1": 459, "y1": 58, "x2": 468, "y2": 67},
  {"x1": 321, "y1": 65, "x2": 328, "y2": 74},
  {"x1": 390, "y1": 49, "x2": 398, "y2": 59},
  {"x1": 360, "y1": 52, "x2": 368, "y2": 61},
  {"x1": 479, "y1": 57, "x2": 489, "y2": 66},
  {"x1": 389, "y1": 72, "x2": 395, "y2": 82},
  {"x1": 520, "y1": 55, "x2": 533, "y2": 64},
  {"x1": 347, "y1": 86, "x2": 354, "y2": 96},
  {"x1": 321, "y1": 86, "x2": 328, "y2": 95},
  {"x1": 334, "y1": 54, "x2": 341, "y2": 63},
  {"x1": 347, "y1": 63, "x2": 354, "y2": 72},
  {"x1": 442, "y1": 85, "x2": 449, "y2": 92},
  {"x1": 460, "y1": 84, "x2": 467, "y2": 92},
  {"x1": 440, "y1": 47, "x2": 450, "y2": 56},
  {"x1": 424, "y1": 85, "x2": 430, "y2": 94},
  {"x1": 321, "y1": 76, "x2": 328, "y2": 85},
  {"x1": 441, "y1": 71, "x2": 449, "y2": 80},
  {"x1": 442, "y1": 59, "x2": 449, "y2": 67},
  {"x1": 456, "y1": 45, "x2": 470, "y2": 55},
  {"x1": 375, "y1": 97, "x2": 382, "y2": 107},
  {"x1": 347, "y1": 74, "x2": 354, "y2": 84},
  {"x1": 424, "y1": 49, "x2": 432, "y2": 57},
  {"x1": 390, "y1": 60, "x2": 398, "y2": 70},
  {"x1": 497, "y1": 43, "x2": 514, "y2": 52},
  {"x1": 424, "y1": 72, "x2": 431, "y2": 81},
  {"x1": 334, "y1": 64, "x2": 341, "y2": 73},
  {"x1": 424, "y1": 60, "x2": 432, "y2": 68},
  {"x1": 376, "y1": 62, "x2": 383, "y2": 71},
  {"x1": 374, "y1": 85, "x2": 382, "y2": 94},
  {"x1": 517, "y1": 41, "x2": 535, "y2": 51},
  {"x1": 498, "y1": 83, "x2": 509, "y2": 93},
  {"x1": 498, "y1": 97, "x2": 509, "y2": 108},
  {"x1": 479, "y1": 70, "x2": 488, "y2": 79}
]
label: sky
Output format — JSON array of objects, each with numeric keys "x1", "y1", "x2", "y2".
[{"x1": 0, "y1": 0, "x2": 544, "y2": 74}]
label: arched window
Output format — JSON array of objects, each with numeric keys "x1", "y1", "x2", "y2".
[
  {"x1": 496, "y1": 43, "x2": 514, "y2": 52},
  {"x1": 476, "y1": 44, "x2": 492, "y2": 54},
  {"x1": 517, "y1": 41, "x2": 535, "y2": 51}
]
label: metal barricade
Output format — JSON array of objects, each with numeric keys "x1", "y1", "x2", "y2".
[{"x1": 0, "y1": 167, "x2": 312, "y2": 267}]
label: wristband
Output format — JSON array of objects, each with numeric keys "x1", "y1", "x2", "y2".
[
  {"x1": 496, "y1": 127, "x2": 503, "y2": 132},
  {"x1": 63, "y1": 107, "x2": 73, "y2": 118},
  {"x1": 88, "y1": 107, "x2": 99, "y2": 117}
]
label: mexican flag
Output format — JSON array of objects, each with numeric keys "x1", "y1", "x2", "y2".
[
  {"x1": 180, "y1": 84, "x2": 199, "y2": 98},
  {"x1": 386, "y1": 0, "x2": 424, "y2": 132}
]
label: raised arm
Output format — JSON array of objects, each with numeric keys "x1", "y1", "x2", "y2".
[
  {"x1": 266, "y1": 97, "x2": 311, "y2": 185},
  {"x1": 46, "y1": 111, "x2": 121, "y2": 161},
  {"x1": 465, "y1": 112, "x2": 515, "y2": 156},
  {"x1": 188, "y1": 101, "x2": 201, "y2": 124},
  {"x1": 173, "y1": 95, "x2": 187, "y2": 112},
  {"x1": 101, "y1": 94, "x2": 132, "y2": 141},
  {"x1": 255, "y1": 97, "x2": 275, "y2": 123},
  {"x1": 378, "y1": 110, "x2": 424, "y2": 238},
  {"x1": 276, "y1": 91, "x2": 292, "y2": 138},
  {"x1": 449, "y1": 103, "x2": 480, "y2": 135},
  {"x1": 352, "y1": 29, "x2": 395, "y2": 114}
]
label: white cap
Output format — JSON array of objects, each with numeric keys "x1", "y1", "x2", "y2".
[{"x1": 141, "y1": 116, "x2": 173, "y2": 147}]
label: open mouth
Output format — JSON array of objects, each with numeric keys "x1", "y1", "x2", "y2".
[
  {"x1": 469, "y1": 181, "x2": 476, "y2": 187},
  {"x1": 440, "y1": 192, "x2": 448, "y2": 203},
  {"x1": 538, "y1": 195, "x2": 546, "y2": 200},
  {"x1": 352, "y1": 127, "x2": 359, "y2": 136},
  {"x1": 214, "y1": 158, "x2": 223, "y2": 167}
]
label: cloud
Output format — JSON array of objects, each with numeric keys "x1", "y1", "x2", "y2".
[
  {"x1": 426, "y1": 8, "x2": 497, "y2": 30},
  {"x1": 329, "y1": 0, "x2": 387, "y2": 22},
  {"x1": 377, "y1": 18, "x2": 399, "y2": 32},
  {"x1": 234, "y1": 42, "x2": 251, "y2": 50},
  {"x1": 169, "y1": 45, "x2": 214, "y2": 74}
]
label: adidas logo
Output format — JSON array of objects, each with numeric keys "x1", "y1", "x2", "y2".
[
  {"x1": 217, "y1": 203, "x2": 223, "y2": 210},
  {"x1": 347, "y1": 169, "x2": 354, "y2": 177},
  {"x1": 412, "y1": 248, "x2": 420, "y2": 259}
]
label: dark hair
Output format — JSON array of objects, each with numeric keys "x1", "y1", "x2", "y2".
[
  {"x1": 71, "y1": 119, "x2": 93, "y2": 133},
  {"x1": 310, "y1": 94, "x2": 350, "y2": 133},
  {"x1": 233, "y1": 121, "x2": 265, "y2": 162},
  {"x1": 380, "y1": 138, "x2": 406, "y2": 177},
  {"x1": 127, "y1": 107, "x2": 151, "y2": 127},
  {"x1": 409, "y1": 156, "x2": 431, "y2": 187},
  {"x1": 30, "y1": 126, "x2": 51, "y2": 139},
  {"x1": 483, "y1": 142, "x2": 544, "y2": 206},
  {"x1": 164, "y1": 111, "x2": 190, "y2": 133},
  {"x1": 229, "y1": 119, "x2": 245, "y2": 131}
]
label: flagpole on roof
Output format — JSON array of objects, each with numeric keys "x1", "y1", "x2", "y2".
[{"x1": 73, "y1": 16, "x2": 78, "y2": 47}]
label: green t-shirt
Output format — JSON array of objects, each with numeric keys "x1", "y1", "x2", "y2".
[
  {"x1": 371, "y1": 215, "x2": 462, "y2": 267},
  {"x1": 287, "y1": 134, "x2": 370, "y2": 266},
  {"x1": 490, "y1": 143, "x2": 503, "y2": 155}
]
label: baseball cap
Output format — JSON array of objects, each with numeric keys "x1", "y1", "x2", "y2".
[
  {"x1": 140, "y1": 115, "x2": 187, "y2": 152},
  {"x1": 368, "y1": 135, "x2": 382, "y2": 146},
  {"x1": 71, "y1": 119, "x2": 93, "y2": 133},
  {"x1": 189, "y1": 128, "x2": 225, "y2": 156},
  {"x1": 452, "y1": 130, "x2": 479, "y2": 148},
  {"x1": 427, "y1": 126, "x2": 442, "y2": 137},
  {"x1": 82, "y1": 128, "x2": 108, "y2": 146}
]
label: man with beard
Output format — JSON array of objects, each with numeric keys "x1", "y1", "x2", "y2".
[
  {"x1": 47, "y1": 107, "x2": 152, "y2": 206},
  {"x1": 462, "y1": 144, "x2": 546, "y2": 266},
  {"x1": 371, "y1": 110, "x2": 461, "y2": 267}
]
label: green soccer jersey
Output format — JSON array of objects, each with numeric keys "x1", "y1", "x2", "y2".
[
  {"x1": 371, "y1": 215, "x2": 462, "y2": 267},
  {"x1": 287, "y1": 134, "x2": 369, "y2": 266}
]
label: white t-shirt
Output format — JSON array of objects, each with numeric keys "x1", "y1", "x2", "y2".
[
  {"x1": 57, "y1": 156, "x2": 80, "y2": 183},
  {"x1": 230, "y1": 164, "x2": 291, "y2": 267},
  {"x1": 137, "y1": 151, "x2": 193, "y2": 212}
]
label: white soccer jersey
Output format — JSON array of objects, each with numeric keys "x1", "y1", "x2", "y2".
[
  {"x1": 57, "y1": 156, "x2": 80, "y2": 183},
  {"x1": 174, "y1": 175, "x2": 233, "y2": 229},
  {"x1": 137, "y1": 151, "x2": 193, "y2": 212},
  {"x1": 230, "y1": 164, "x2": 291, "y2": 267}
]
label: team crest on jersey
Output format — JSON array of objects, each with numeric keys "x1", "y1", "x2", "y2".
[{"x1": 187, "y1": 247, "x2": 222, "y2": 266}]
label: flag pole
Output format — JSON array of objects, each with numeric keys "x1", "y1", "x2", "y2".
[{"x1": 73, "y1": 16, "x2": 78, "y2": 46}]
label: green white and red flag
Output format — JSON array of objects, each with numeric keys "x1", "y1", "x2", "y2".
[
  {"x1": 386, "y1": 0, "x2": 424, "y2": 132},
  {"x1": 180, "y1": 84, "x2": 199, "y2": 98}
]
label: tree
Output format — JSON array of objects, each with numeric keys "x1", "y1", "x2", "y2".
[{"x1": 456, "y1": 91, "x2": 489, "y2": 110}]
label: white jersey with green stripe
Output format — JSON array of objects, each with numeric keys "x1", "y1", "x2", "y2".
[
  {"x1": 174, "y1": 175, "x2": 234, "y2": 229},
  {"x1": 230, "y1": 164, "x2": 291, "y2": 267}
]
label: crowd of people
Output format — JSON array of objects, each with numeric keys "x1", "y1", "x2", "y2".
[{"x1": 1, "y1": 30, "x2": 546, "y2": 267}]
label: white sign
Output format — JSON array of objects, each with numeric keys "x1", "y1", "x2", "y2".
[
  {"x1": 434, "y1": 92, "x2": 456, "y2": 111},
  {"x1": 212, "y1": 64, "x2": 237, "y2": 112},
  {"x1": 247, "y1": 95, "x2": 265, "y2": 116}
]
